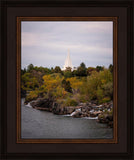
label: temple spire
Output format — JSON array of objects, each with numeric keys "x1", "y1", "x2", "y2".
[{"x1": 63, "y1": 49, "x2": 73, "y2": 70}]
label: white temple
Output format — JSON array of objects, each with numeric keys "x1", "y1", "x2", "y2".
[{"x1": 62, "y1": 49, "x2": 73, "y2": 71}]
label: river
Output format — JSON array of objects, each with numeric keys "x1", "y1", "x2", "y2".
[{"x1": 21, "y1": 98, "x2": 113, "y2": 139}]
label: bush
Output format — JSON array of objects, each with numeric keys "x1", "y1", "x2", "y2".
[
  {"x1": 62, "y1": 79, "x2": 72, "y2": 93},
  {"x1": 102, "y1": 82, "x2": 113, "y2": 99},
  {"x1": 63, "y1": 71, "x2": 72, "y2": 78},
  {"x1": 64, "y1": 98, "x2": 78, "y2": 106},
  {"x1": 96, "y1": 87, "x2": 104, "y2": 104},
  {"x1": 104, "y1": 109, "x2": 108, "y2": 113},
  {"x1": 77, "y1": 94, "x2": 87, "y2": 103},
  {"x1": 25, "y1": 90, "x2": 38, "y2": 103},
  {"x1": 101, "y1": 97, "x2": 111, "y2": 103}
]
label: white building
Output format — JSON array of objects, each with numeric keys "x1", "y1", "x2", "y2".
[{"x1": 62, "y1": 49, "x2": 73, "y2": 71}]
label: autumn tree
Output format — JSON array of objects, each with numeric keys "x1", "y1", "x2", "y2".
[{"x1": 21, "y1": 72, "x2": 39, "y2": 91}]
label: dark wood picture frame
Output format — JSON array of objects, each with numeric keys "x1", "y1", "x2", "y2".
[{"x1": 0, "y1": 0, "x2": 133, "y2": 159}]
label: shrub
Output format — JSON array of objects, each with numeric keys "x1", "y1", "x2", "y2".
[
  {"x1": 63, "y1": 71, "x2": 72, "y2": 78},
  {"x1": 104, "y1": 109, "x2": 108, "y2": 113},
  {"x1": 109, "y1": 108, "x2": 113, "y2": 115},
  {"x1": 77, "y1": 94, "x2": 87, "y2": 103},
  {"x1": 25, "y1": 90, "x2": 38, "y2": 103},
  {"x1": 64, "y1": 98, "x2": 78, "y2": 106},
  {"x1": 96, "y1": 87, "x2": 104, "y2": 104},
  {"x1": 101, "y1": 97, "x2": 111, "y2": 103},
  {"x1": 62, "y1": 79, "x2": 72, "y2": 93},
  {"x1": 98, "y1": 114, "x2": 104, "y2": 119},
  {"x1": 102, "y1": 82, "x2": 113, "y2": 99}
]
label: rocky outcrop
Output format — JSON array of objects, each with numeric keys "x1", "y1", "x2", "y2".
[
  {"x1": 72, "y1": 111, "x2": 82, "y2": 118},
  {"x1": 28, "y1": 97, "x2": 113, "y2": 127},
  {"x1": 52, "y1": 103, "x2": 76, "y2": 115},
  {"x1": 30, "y1": 98, "x2": 53, "y2": 111},
  {"x1": 30, "y1": 98, "x2": 76, "y2": 115},
  {"x1": 90, "y1": 111, "x2": 102, "y2": 117}
]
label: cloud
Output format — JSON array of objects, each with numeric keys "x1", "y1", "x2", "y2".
[{"x1": 21, "y1": 21, "x2": 113, "y2": 69}]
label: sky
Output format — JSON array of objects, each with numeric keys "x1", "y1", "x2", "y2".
[{"x1": 21, "y1": 21, "x2": 113, "y2": 69}]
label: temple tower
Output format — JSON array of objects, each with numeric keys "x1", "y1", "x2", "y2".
[{"x1": 63, "y1": 49, "x2": 73, "y2": 71}]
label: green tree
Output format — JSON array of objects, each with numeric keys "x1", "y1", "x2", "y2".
[
  {"x1": 109, "y1": 64, "x2": 113, "y2": 73},
  {"x1": 86, "y1": 67, "x2": 96, "y2": 76},
  {"x1": 96, "y1": 66, "x2": 104, "y2": 72},
  {"x1": 64, "y1": 71, "x2": 72, "y2": 78},
  {"x1": 27, "y1": 64, "x2": 34, "y2": 72},
  {"x1": 76, "y1": 62, "x2": 87, "y2": 76},
  {"x1": 80, "y1": 62, "x2": 86, "y2": 68},
  {"x1": 62, "y1": 79, "x2": 72, "y2": 93},
  {"x1": 51, "y1": 67, "x2": 54, "y2": 73},
  {"x1": 72, "y1": 70, "x2": 78, "y2": 77},
  {"x1": 21, "y1": 68, "x2": 26, "y2": 75},
  {"x1": 54, "y1": 66, "x2": 62, "y2": 73},
  {"x1": 81, "y1": 69, "x2": 113, "y2": 103}
]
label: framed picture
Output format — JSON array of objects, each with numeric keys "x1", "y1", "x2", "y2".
[
  {"x1": 1, "y1": 0, "x2": 133, "y2": 159},
  {"x1": 17, "y1": 17, "x2": 117, "y2": 143}
]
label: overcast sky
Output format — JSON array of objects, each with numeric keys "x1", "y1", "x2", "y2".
[{"x1": 21, "y1": 21, "x2": 113, "y2": 69}]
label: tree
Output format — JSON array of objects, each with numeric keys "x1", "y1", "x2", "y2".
[
  {"x1": 109, "y1": 64, "x2": 113, "y2": 73},
  {"x1": 21, "y1": 72, "x2": 39, "y2": 91},
  {"x1": 72, "y1": 70, "x2": 78, "y2": 77},
  {"x1": 96, "y1": 66, "x2": 104, "y2": 72},
  {"x1": 54, "y1": 66, "x2": 62, "y2": 73},
  {"x1": 82, "y1": 69, "x2": 113, "y2": 103},
  {"x1": 62, "y1": 79, "x2": 72, "y2": 93},
  {"x1": 21, "y1": 68, "x2": 26, "y2": 75},
  {"x1": 64, "y1": 71, "x2": 72, "y2": 78},
  {"x1": 76, "y1": 62, "x2": 87, "y2": 76},
  {"x1": 66, "y1": 77, "x2": 83, "y2": 93},
  {"x1": 80, "y1": 62, "x2": 86, "y2": 69},
  {"x1": 27, "y1": 64, "x2": 34, "y2": 72},
  {"x1": 51, "y1": 67, "x2": 54, "y2": 73},
  {"x1": 86, "y1": 67, "x2": 96, "y2": 76},
  {"x1": 102, "y1": 82, "x2": 113, "y2": 99}
]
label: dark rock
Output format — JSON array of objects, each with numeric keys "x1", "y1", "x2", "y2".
[
  {"x1": 90, "y1": 111, "x2": 102, "y2": 117},
  {"x1": 65, "y1": 107, "x2": 75, "y2": 114},
  {"x1": 24, "y1": 102, "x2": 28, "y2": 105},
  {"x1": 106, "y1": 115, "x2": 113, "y2": 121},
  {"x1": 52, "y1": 104, "x2": 76, "y2": 115},
  {"x1": 97, "y1": 112, "x2": 113, "y2": 128},
  {"x1": 30, "y1": 98, "x2": 54, "y2": 111}
]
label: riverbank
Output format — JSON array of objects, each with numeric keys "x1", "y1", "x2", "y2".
[{"x1": 25, "y1": 97, "x2": 113, "y2": 128}]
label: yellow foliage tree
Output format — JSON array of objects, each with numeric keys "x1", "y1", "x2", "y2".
[
  {"x1": 42, "y1": 73, "x2": 67, "y2": 99},
  {"x1": 66, "y1": 77, "x2": 83, "y2": 91}
]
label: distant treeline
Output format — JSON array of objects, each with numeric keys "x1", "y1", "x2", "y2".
[{"x1": 21, "y1": 63, "x2": 113, "y2": 105}]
